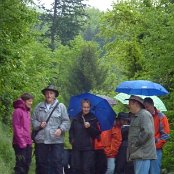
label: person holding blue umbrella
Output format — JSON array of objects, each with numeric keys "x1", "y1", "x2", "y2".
[
  {"x1": 143, "y1": 98, "x2": 170, "y2": 174},
  {"x1": 69, "y1": 99, "x2": 100, "y2": 174}
]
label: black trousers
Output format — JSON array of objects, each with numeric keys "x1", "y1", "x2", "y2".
[
  {"x1": 71, "y1": 150, "x2": 95, "y2": 174},
  {"x1": 116, "y1": 145, "x2": 134, "y2": 174},
  {"x1": 13, "y1": 144, "x2": 32, "y2": 174},
  {"x1": 63, "y1": 149, "x2": 72, "y2": 174},
  {"x1": 35, "y1": 143, "x2": 64, "y2": 174},
  {"x1": 95, "y1": 149, "x2": 107, "y2": 174}
]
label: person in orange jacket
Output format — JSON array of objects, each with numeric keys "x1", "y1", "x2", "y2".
[
  {"x1": 104, "y1": 118, "x2": 122, "y2": 174},
  {"x1": 144, "y1": 97, "x2": 170, "y2": 174}
]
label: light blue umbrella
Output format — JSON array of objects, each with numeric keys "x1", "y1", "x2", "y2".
[{"x1": 114, "y1": 93, "x2": 167, "y2": 111}]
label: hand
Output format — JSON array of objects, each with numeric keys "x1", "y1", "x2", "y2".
[
  {"x1": 40, "y1": 122, "x2": 47, "y2": 128},
  {"x1": 84, "y1": 122, "x2": 90, "y2": 128},
  {"x1": 54, "y1": 129, "x2": 62, "y2": 137}
]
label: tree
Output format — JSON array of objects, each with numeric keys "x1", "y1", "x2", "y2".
[
  {"x1": 65, "y1": 38, "x2": 107, "y2": 96},
  {"x1": 38, "y1": 0, "x2": 87, "y2": 49},
  {"x1": 99, "y1": 0, "x2": 174, "y2": 170}
]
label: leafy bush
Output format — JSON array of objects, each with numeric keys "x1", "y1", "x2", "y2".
[{"x1": 0, "y1": 122, "x2": 14, "y2": 173}]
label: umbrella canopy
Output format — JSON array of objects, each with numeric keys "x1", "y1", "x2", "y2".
[
  {"x1": 115, "y1": 80, "x2": 169, "y2": 96},
  {"x1": 68, "y1": 93, "x2": 116, "y2": 131},
  {"x1": 114, "y1": 93, "x2": 167, "y2": 111},
  {"x1": 97, "y1": 94, "x2": 116, "y2": 105}
]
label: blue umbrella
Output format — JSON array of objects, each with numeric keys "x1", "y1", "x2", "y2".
[
  {"x1": 115, "y1": 80, "x2": 169, "y2": 96},
  {"x1": 68, "y1": 92, "x2": 116, "y2": 131}
]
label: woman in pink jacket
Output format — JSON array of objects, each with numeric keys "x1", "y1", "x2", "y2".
[{"x1": 12, "y1": 93, "x2": 34, "y2": 174}]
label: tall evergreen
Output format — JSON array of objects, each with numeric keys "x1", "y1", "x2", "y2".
[
  {"x1": 67, "y1": 42, "x2": 107, "y2": 95},
  {"x1": 39, "y1": 0, "x2": 87, "y2": 50}
]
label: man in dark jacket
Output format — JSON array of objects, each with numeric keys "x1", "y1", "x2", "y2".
[{"x1": 69, "y1": 99, "x2": 100, "y2": 174}]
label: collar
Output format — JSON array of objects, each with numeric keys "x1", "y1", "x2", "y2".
[{"x1": 39, "y1": 99, "x2": 59, "y2": 109}]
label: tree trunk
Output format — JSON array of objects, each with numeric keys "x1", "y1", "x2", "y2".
[{"x1": 50, "y1": 0, "x2": 58, "y2": 51}]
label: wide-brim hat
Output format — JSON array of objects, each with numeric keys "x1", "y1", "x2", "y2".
[
  {"x1": 125, "y1": 95, "x2": 145, "y2": 108},
  {"x1": 117, "y1": 112, "x2": 130, "y2": 120},
  {"x1": 41, "y1": 85, "x2": 59, "y2": 97}
]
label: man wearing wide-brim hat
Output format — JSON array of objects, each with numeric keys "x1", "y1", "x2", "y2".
[
  {"x1": 126, "y1": 95, "x2": 156, "y2": 174},
  {"x1": 32, "y1": 85, "x2": 70, "y2": 174}
]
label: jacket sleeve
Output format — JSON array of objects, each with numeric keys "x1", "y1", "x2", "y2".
[
  {"x1": 104, "y1": 127, "x2": 122, "y2": 157},
  {"x1": 138, "y1": 113, "x2": 154, "y2": 146},
  {"x1": 87, "y1": 119, "x2": 101, "y2": 138},
  {"x1": 31, "y1": 104, "x2": 41, "y2": 130},
  {"x1": 156, "y1": 115, "x2": 170, "y2": 149},
  {"x1": 12, "y1": 109, "x2": 26, "y2": 148},
  {"x1": 59, "y1": 103, "x2": 71, "y2": 132},
  {"x1": 69, "y1": 119, "x2": 74, "y2": 144}
]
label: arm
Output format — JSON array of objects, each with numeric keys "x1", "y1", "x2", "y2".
[
  {"x1": 69, "y1": 119, "x2": 75, "y2": 144},
  {"x1": 12, "y1": 109, "x2": 26, "y2": 148},
  {"x1": 31, "y1": 104, "x2": 41, "y2": 130},
  {"x1": 59, "y1": 103, "x2": 71, "y2": 132},
  {"x1": 87, "y1": 119, "x2": 101, "y2": 138},
  {"x1": 110, "y1": 126, "x2": 122, "y2": 156},
  {"x1": 156, "y1": 116, "x2": 170, "y2": 149},
  {"x1": 104, "y1": 127, "x2": 122, "y2": 157},
  {"x1": 138, "y1": 113, "x2": 154, "y2": 146}
]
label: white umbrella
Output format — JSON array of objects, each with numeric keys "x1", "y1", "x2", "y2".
[{"x1": 114, "y1": 93, "x2": 167, "y2": 111}]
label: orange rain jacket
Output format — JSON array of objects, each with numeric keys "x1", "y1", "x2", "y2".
[
  {"x1": 94, "y1": 130, "x2": 108, "y2": 150},
  {"x1": 153, "y1": 108, "x2": 170, "y2": 149},
  {"x1": 94, "y1": 124, "x2": 122, "y2": 158},
  {"x1": 103, "y1": 124, "x2": 122, "y2": 158}
]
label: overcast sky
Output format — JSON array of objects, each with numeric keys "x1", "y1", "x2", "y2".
[{"x1": 34, "y1": 0, "x2": 117, "y2": 11}]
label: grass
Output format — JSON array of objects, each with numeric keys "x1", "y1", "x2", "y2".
[
  {"x1": 0, "y1": 122, "x2": 71, "y2": 174},
  {"x1": 0, "y1": 122, "x2": 14, "y2": 174}
]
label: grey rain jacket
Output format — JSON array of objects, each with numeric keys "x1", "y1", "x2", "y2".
[
  {"x1": 32, "y1": 99, "x2": 70, "y2": 144},
  {"x1": 128, "y1": 109, "x2": 157, "y2": 160}
]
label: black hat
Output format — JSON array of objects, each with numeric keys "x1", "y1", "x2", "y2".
[
  {"x1": 117, "y1": 112, "x2": 130, "y2": 120},
  {"x1": 41, "y1": 85, "x2": 59, "y2": 97}
]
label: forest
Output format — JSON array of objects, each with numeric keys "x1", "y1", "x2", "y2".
[{"x1": 0, "y1": 0, "x2": 174, "y2": 173}]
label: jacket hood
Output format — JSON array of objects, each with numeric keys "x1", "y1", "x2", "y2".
[{"x1": 13, "y1": 99, "x2": 29, "y2": 111}]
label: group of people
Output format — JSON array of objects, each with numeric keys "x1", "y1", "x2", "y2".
[{"x1": 12, "y1": 85, "x2": 170, "y2": 174}]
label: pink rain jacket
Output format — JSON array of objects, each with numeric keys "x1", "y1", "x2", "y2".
[{"x1": 12, "y1": 99, "x2": 32, "y2": 148}]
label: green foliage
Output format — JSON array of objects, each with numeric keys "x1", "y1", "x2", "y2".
[
  {"x1": 65, "y1": 37, "x2": 107, "y2": 96},
  {"x1": 0, "y1": 122, "x2": 14, "y2": 173},
  {"x1": 38, "y1": 0, "x2": 87, "y2": 49},
  {"x1": 0, "y1": 0, "x2": 38, "y2": 125},
  {"x1": 100, "y1": 0, "x2": 174, "y2": 170},
  {"x1": 0, "y1": 0, "x2": 174, "y2": 172}
]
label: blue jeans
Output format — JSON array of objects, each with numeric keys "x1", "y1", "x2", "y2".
[
  {"x1": 105, "y1": 158, "x2": 115, "y2": 174},
  {"x1": 149, "y1": 149, "x2": 162, "y2": 174},
  {"x1": 134, "y1": 159, "x2": 150, "y2": 174},
  {"x1": 35, "y1": 143, "x2": 64, "y2": 174}
]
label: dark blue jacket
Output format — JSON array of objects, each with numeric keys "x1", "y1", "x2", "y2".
[{"x1": 69, "y1": 112, "x2": 100, "y2": 151}]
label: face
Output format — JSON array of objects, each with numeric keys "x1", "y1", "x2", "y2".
[
  {"x1": 82, "y1": 102, "x2": 90, "y2": 115},
  {"x1": 144, "y1": 102, "x2": 154, "y2": 114},
  {"x1": 44, "y1": 90, "x2": 56, "y2": 104},
  {"x1": 25, "y1": 99, "x2": 33, "y2": 109},
  {"x1": 128, "y1": 100, "x2": 136, "y2": 114},
  {"x1": 120, "y1": 119, "x2": 129, "y2": 125}
]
